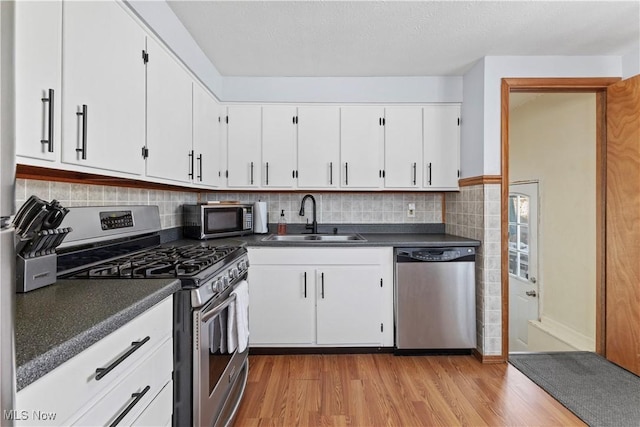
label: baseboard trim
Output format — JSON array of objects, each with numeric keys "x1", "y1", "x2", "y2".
[
  {"x1": 249, "y1": 347, "x2": 395, "y2": 355},
  {"x1": 473, "y1": 348, "x2": 506, "y2": 364}
]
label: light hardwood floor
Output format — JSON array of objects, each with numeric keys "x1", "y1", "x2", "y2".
[{"x1": 233, "y1": 354, "x2": 584, "y2": 426}]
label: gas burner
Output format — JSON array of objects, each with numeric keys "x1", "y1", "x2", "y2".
[{"x1": 66, "y1": 243, "x2": 243, "y2": 280}]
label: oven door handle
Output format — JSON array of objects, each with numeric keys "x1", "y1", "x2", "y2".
[{"x1": 201, "y1": 293, "x2": 237, "y2": 324}]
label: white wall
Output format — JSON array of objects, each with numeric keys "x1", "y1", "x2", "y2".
[
  {"x1": 460, "y1": 59, "x2": 485, "y2": 179},
  {"x1": 221, "y1": 76, "x2": 462, "y2": 103},
  {"x1": 622, "y1": 40, "x2": 640, "y2": 78},
  {"x1": 510, "y1": 93, "x2": 596, "y2": 348},
  {"x1": 461, "y1": 56, "x2": 622, "y2": 178}
]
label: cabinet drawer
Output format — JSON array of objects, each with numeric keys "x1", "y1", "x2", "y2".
[
  {"x1": 16, "y1": 297, "x2": 172, "y2": 426},
  {"x1": 132, "y1": 380, "x2": 173, "y2": 427},
  {"x1": 71, "y1": 338, "x2": 172, "y2": 426}
]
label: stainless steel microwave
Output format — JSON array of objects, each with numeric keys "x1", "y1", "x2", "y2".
[{"x1": 183, "y1": 203, "x2": 253, "y2": 239}]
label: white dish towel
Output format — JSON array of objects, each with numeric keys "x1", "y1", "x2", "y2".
[{"x1": 227, "y1": 280, "x2": 250, "y2": 353}]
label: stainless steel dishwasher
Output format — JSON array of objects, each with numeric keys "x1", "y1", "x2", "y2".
[{"x1": 395, "y1": 247, "x2": 476, "y2": 353}]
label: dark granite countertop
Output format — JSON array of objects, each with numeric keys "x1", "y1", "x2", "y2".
[
  {"x1": 15, "y1": 278, "x2": 180, "y2": 390},
  {"x1": 170, "y1": 224, "x2": 481, "y2": 248},
  {"x1": 239, "y1": 232, "x2": 480, "y2": 248}
]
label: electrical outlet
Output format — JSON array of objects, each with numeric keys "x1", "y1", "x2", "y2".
[{"x1": 407, "y1": 203, "x2": 415, "y2": 218}]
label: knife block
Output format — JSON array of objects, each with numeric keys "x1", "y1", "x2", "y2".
[{"x1": 16, "y1": 254, "x2": 57, "y2": 293}]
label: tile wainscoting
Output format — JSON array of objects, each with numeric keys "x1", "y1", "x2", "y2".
[{"x1": 445, "y1": 184, "x2": 502, "y2": 356}]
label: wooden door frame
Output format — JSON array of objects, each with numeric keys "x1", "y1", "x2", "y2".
[{"x1": 500, "y1": 77, "x2": 619, "y2": 361}]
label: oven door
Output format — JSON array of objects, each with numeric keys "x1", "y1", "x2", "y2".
[
  {"x1": 193, "y1": 290, "x2": 249, "y2": 427},
  {"x1": 202, "y1": 206, "x2": 251, "y2": 238}
]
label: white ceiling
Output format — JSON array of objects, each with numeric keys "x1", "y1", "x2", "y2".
[{"x1": 166, "y1": 0, "x2": 640, "y2": 77}]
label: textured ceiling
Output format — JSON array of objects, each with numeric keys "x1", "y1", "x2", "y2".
[{"x1": 166, "y1": 1, "x2": 640, "y2": 77}]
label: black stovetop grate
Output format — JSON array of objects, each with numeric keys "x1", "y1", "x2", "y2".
[{"x1": 63, "y1": 244, "x2": 240, "y2": 280}]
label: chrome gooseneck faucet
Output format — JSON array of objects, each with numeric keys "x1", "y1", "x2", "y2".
[{"x1": 299, "y1": 194, "x2": 318, "y2": 234}]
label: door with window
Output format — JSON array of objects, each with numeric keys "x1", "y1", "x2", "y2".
[{"x1": 508, "y1": 182, "x2": 539, "y2": 352}]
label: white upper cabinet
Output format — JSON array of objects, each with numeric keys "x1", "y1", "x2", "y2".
[
  {"x1": 192, "y1": 83, "x2": 223, "y2": 188},
  {"x1": 14, "y1": 0, "x2": 61, "y2": 163},
  {"x1": 61, "y1": 0, "x2": 145, "y2": 176},
  {"x1": 297, "y1": 106, "x2": 340, "y2": 188},
  {"x1": 423, "y1": 105, "x2": 460, "y2": 190},
  {"x1": 383, "y1": 107, "x2": 423, "y2": 189},
  {"x1": 262, "y1": 106, "x2": 297, "y2": 188},
  {"x1": 145, "y1": 36, "x2": 193, "y2": 184},
  {"x1": 340, "y1": 106, "x2": 384, "y2": 189},
  {"x1": 226, "y1": 106, "x2": 262, "y2": 188}
]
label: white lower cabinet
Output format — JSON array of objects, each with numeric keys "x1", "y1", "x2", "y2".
[
  {"x1": 248, "y1": 247, "x2": 393, "y2": 347},
  {"x1": 15, "y1": 297, "x2": 173, "y2": 427},
  {"x1": 316, "y1": 266, "x2": 384, "y2": 345}
]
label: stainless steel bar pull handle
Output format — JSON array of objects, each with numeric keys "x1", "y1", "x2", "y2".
[
  {"x1": 75, "y1": 104, "x2": 88, "y2": 159},
  {"x1": 303, "y1": 271, "x2": 307, "y2": 298},
  {"x1": 321, "y1": 272, "x2": 325, "y2": 299},
  {"x1": 197, "y1": 154, "x2": 203, "y2": 181},
  {"x1": 250, "y1": 161, "x2": 254, "y2": 185},
  {"x1": 265, "y1": 162, "x2": 269, "y2": 186},
  {"x1": 41, "y1": 89, "x2": 54, "y2": 152},
  {"x1": 428, "y1": 162, "x2": 432, "y2": 186},
  {"x1": 108, "y1": 385, "x2": 151, "y2": 427}
]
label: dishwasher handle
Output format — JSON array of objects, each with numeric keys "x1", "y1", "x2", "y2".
[{"x1": 396, "y1": 247, "x2": 476, "y2": 262}]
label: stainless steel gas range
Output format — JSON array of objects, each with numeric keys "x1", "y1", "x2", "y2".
[{"x1": 56, "y1": 205, "x2": 249, "y2": 427}]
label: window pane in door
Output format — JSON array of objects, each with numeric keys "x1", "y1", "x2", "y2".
[
  {"x1": 509, "y1": 196, "x2": 517, "y2": 223},
  {"x1": 509, "y1": 225, "x2": 517, "y2": 249},
  {"x1": 509, "y1": 251, "x2": 517, "y2": 275},
  {"x1": 519, "y1": 254, "x2": 529, "y2": 279},
  {"x1": 518, "y1": 196, "x2": 529, "y2": 224},
  {"x1": 520, "y1": 225, "x2": 529, "y2": 251}
]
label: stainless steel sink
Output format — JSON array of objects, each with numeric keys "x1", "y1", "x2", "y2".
[{"x1": 262, "y1": 233, "x2": 367, "y2": 242}]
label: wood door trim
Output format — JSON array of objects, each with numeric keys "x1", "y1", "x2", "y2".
[
  {"x1": 500, "y1": 77, "x2": 617, "y2": 362},
  {"x1": 504, "y1": 77, "x2": 620, "y2": 91},
  {"x1": 459, "y1": 175, "x2": 502, "y2": 187}
]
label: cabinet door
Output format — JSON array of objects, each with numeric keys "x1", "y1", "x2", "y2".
[
  {"x1": 248, "y1": 266, "x2": 315, "y2": 345},
  {"x1": 297, "y1": 106, "x2": 340, "y2": 188},
  {"x1": 14, "y1": 0, "x2": 61, "y2": 163},
  {"x1": 61, "y1": 1, "x2": 145, "y2": 175},
  {"x1": 226, "y1": 106, "x2": 261, "y2": 188},
  {"x1": 423, "y1": 105, "x2": 460, "y2": 189},
  {"x1": 193, "y1": 83, "x2": 222, "y2": 187},
  {"x1": 316, "y1": 266, "x2": 384, "y2": 345},
  {"x1": 383, "y1": 107, "x2": 423, "y2": 188},
  {"x1": 262, "y1": 106, "x2": 297, "y2": 188},
  {"x1": 340, "y1": 106, "x2": 384, "y2": 189},
  {"x1": 145, "y1": 37, "x2": 192, "y2": 183}
]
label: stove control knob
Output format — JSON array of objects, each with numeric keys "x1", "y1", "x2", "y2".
[
  {"x1": 211, "y1": 280, "x2": 222, "y2": 293},
  {"x1": 221, "y1": 276, "x2": 230, "y2": 287},
  {"x1": 238, "y1": 260, "x2": 247, "y2": 271},
  {"x1": 230, "y1": 267, "x2": 239, "y2": 279}
]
